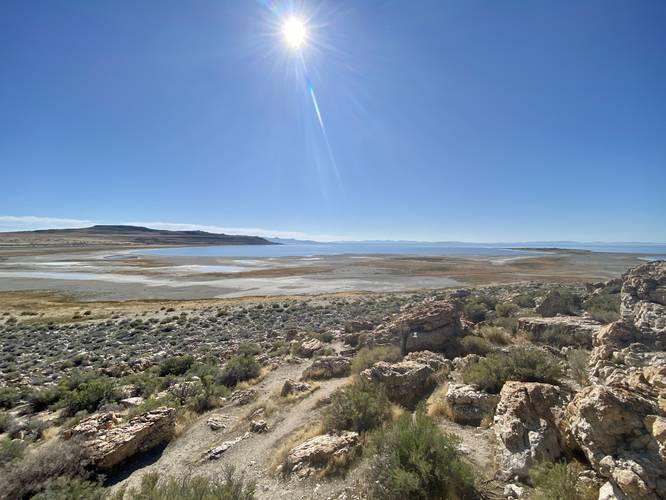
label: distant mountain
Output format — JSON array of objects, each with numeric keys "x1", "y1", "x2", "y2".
[
  {"x1": 267, "y1": 237, "x2": 324, "y2": 245},
  {"x1": 0, "y1": 225, "x2": 276, "y2": 247}
]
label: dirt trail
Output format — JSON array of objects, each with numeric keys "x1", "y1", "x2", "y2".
[{"x1": 113, "y1": 359, "x2": 353, "y2": 499}]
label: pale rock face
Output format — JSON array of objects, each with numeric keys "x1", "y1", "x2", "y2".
[
  {"x1": 494, "y1": 382, "x2": 567, "y2": 480},
  {"x1": 444, "y1": 383, "x2": 500, "y2": 426},
  {"x1": 63, "y1": 407, "x2": 175, "y2": 469},
  {"x1": 371, "y1": 297, "x2": 463, "y2": 353},
  {"x1": 620, "y1": 261, "x2": 666, "y2": 340},
  {"x1": 535, "y1": 290, "x2": 576, "y2": 317},
  {"x1": 299, "y1": 338, "x2": 324, "y2": 358},
  {"x1": 301, "y1": 356, "x2": 351, "y2": 380},
  {"x1": 280, "y1": 379, "x2": 311, "y2": 397},
  {"x1": 230, "y1": 388, "x2": 258, "y2": 406},
  {"x1": 283, "y1": 431, "x2": 360, "y2": 477},
  {"x1": 361, "y1": 358, "x2": 437, "y2": 409},
  {"x1": 518, "y1": 316, "x2": 601, "y2": 347}
]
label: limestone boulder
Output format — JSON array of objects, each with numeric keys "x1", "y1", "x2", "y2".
[
  {"x1": 563, "y1": 385, "x2": 665, "y2": 499},
  {"x1": 280, "y1": 379, "x2": 311, "y2": 397},
  {"x1": 621, "y1": 261, "x2": 666, "y2": 340},
  {"x1": 361, "y1": 359, "x2": 437, "y2": 409},
  {"x1": 443, "y1": 383, "x2": 499, "y2": 426},
  {"x1": 299, "y1": 338, "x2": 324, "y2": 358},
  {"x1": 63, "y1": 407, "x2": 175, "y2": 469},
  {"x1": 535, "y1": 290, "x2": 578, "y2": 317},
  {"x1": 283, "y1": 431, "x2": 360, "y2": 477},
  {"x1": 372, "y1": 297, "x2": 463, "y2": 354},
  {"x1": 494, "y1": 382, "x2": 568, "y2": 480},
  {"x1": 302, "y1": 356, "x2": 351, "y2": 380},
  {"x1": 518, "y1": 316, "x2": 601, "y2": 347}
]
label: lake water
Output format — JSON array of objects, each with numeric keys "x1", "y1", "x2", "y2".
[{"x1": 139, "y1": 243, "x2": 666, "y2": 259}]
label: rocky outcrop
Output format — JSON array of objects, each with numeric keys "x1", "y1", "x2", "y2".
[
  {"x1": 280, "y1": 379, "x2": 311, "y2": 397},
  {"x1": 283, "y1": 431, "x2": 360, "y2": 477},
  {"x1": 372, "y1": 297, "x2": 463, "y2": 354},
  {"x1": 63, "y1": 407, "x2": 175, "y2": 469},
  {"x1": 230, "y1": 389, "x2": 258, "y2": 406},
  {"x1": 621, "y1": 261, "x2": 666, "y2": 340},
  {"x1": 361, "y1": 358, "x2": 437, "y2": 409},
  {"x1": 302, "y1": 356, "x2": 351, "y2": 380},
  {"x1": 561, "y1": 262, "x2": 666, "y2": 499},
  {"x1": 299, "y1": 338, "x2": 324, "y2": 358},
  {"x1": 535, "y1": 290, "x2": 578, "y2": 317},
  {"x1": 564, "y1": 385, "x2": 664, "y2": 499},
  {"x1": 494, "y1": 382, "x2": 568, "y2": 480},
  {"x1": 518, "y1": 316, "x2": 601, "y2": 347},
  {"x1": 444, "y1": 383, "x2": 499, "y2": 426},
  {"x1": 205, "y1": 432, "x2": 250, "y2": 460}
]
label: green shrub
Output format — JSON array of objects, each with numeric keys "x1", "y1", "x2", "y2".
[
  {"x1": 120, "y1": 467, "x2": 255, "y2": 500},
  {"x1": 463, "y1": 301, "x2": 488, "y2": 323},
  {"x1": 238, "y1": 342, "x2": 262, "y2": 356},
  {"x1": 493, "y1": 316, "x2": 520, "y2": 335},
  {"x1": 351, "y1": 346, "x2": 402, "y2": 374},
  {"x1": 32, "y1": 477, "x2": 103, "y2": 500},
  {"x1": 495, "y1": 302, "x2": 519, "y2": 317},
  {"x1": 0, "y1": 387, "x2": 21, "y2": 409},
  {"x1": 366, "y1": 410, "x2": 474, "y2": 499},
  {"x1": 567, "y1": 349, "x2": 590, "y2": 387},
  {"x1": 325, "y1": 378, "x2": 391, "y2": 433},
  {"x1": 528, "y1": 325, "x2": 592, "y2": 349},
  {"x1": 27, "y1": 387, "x2": 63, "y2": 412},
  {"x1": 220, "y1": 355, "x2": 260, "y2": 387},
  {"x1": 512, "y1": 293, "x2": 537, "y2": 308},
  {"x1": 583, "y1": 292, "x2": 620, "y2": 324},
  {"x1": 0, "y1": 411, "x2": 14, "y2": 433},
  {"x1": 529, "y1": 461, "x2": 597, "y2": 500},
  {"x1": 0, "y1": 437, "x2": 26, "y2": 466},
  {"x1": 480, "y1": 326, "x2": 511, "y2": 345},
  {"x1": 0, "y1": 438, "x2": 93, "y2": 499},
  {"x1": 60, "y1": 378, "x2": 115, "y2": 416},
  {"x1": 159, "y1": 355, "x2": 195, "y2": 376},
  {"x1": 461, "y1": 348, "x2": 563, "y2": 394},
  {"x1": 459, "y1": 336, "x2": 491, "y2": 356}
]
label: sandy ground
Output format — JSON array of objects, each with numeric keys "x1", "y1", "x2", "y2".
[{"x1": 0, "y1": 246, "x2": 647, "y2": 301}]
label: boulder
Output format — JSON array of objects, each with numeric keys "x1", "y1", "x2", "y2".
[
  {"x1": 302, "y1": 356, "x2": 351, "y2": 380},
  {"x1": 518, "y1": 316, "x2": 601, "y2": 347},
  {"x1": 206, "y1": 416, "x2": 227, "y2": 431},
  {"x1": 280, "y1": 379, "x2": 311, "y2": 397},
  {"x1": 283, "y1": 431, "x2": 360, "y2": 477},
  {"x1": 564, "y1": 385, "x2": 665, "y2": 499},
  {"x1": 535, "y1": 290, "x2": 577, "y2": 317},
  {"x1": 63, "y1": 407, "x2": 175, "y2": 469},
  {"x1": 119, "y1": 397, "x2": 145, "y2": 408},
  {"x1": 230, "y1": 389, "x2": 258, "y2": 406},
  {"x1": 494, "y1": 382, "x2": 567, "y2": 480},
  {"x1": 620, "y1": 261, "x2": 666, "y2": 340},
  {"x1": 344, "y1": 320, "x2": 374, "y2": 333},
  {"x1": 361, "y1": 359, "x2": 437, "y2": 409},
  {"x1": 443, "y1": 383, "x2": 499, "y2": 426},
  {"x1": 205, "y1": 432, "x2": 249, "y2": 460},
  {"x1": 372, "y1": 297, "x2": 463, "y2": 354},
  {"x1": 250, "y1": 419, "x2": 269, "y2": 433},
  {"x1": 299, "y1": 338, "x2": 324, "y2": 358}
]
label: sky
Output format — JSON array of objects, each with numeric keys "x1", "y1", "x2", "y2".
[{"x1": 1, "y1": 1, "x2": 665, "y2": 242}]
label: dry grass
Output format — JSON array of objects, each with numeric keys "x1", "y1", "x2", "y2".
[
  {"x1": 175, "y1": 409, "x2": 198, "y2": 436},
  {"x1": 426, "y1": 381, "x2": 449, "y2": 418},
  {"x1": 270, "y1": 421, "x2": 325, "y2": 474}
]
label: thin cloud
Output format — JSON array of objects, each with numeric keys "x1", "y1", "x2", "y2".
[
  {"x1": 0, "y1": 215, "x2": 347, "y2": 242},
  {"x1": 0, "y1": 215, "x2": 94, "y2": 230}
]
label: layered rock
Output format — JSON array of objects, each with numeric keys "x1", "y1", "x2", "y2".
[
  {"x1": 494, "y1": 382, "x2": 568, "y2": 480},
  {"x1": 444, "y1": 383, "x2": 499, "y2": 426},
  {"x1": 301, "y1": 356, "x2": 351, "y2": 380},
  {"x1": 361, "y1": 358, "x2": 437, "y2": 409},
  {"x1": 280, "y1": 379, "x2": 311, "y2": 397},
  {"x1": 518, "y1": 316, "x2": 601, "y2": 347},
  {"x1": 562, "y1": 262, "x2": 666, "y2": 499},
  {"x1": 535, "y1": 290, "x2": 578, "y2": 317},
  {"x1": 283, "y1": 431, "x2": 360, "y2": 477},
  {"x1": 372, "y1": 297, "x2": 463, "y2": 354},
  {"x1": 63, "y1": 407, "x2": 175, "y2": 469}
]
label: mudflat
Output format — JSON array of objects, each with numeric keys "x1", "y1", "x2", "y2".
[{"x1": 0, "y1": 245, "x2": 647, "y2": 302}]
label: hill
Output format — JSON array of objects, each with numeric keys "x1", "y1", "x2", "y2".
[{"x1": 0, "y1": 224, "x2": 275, "y2": 247}]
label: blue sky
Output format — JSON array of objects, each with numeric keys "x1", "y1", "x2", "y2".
[{"x1": 1, "y1": 1, "x2": 665, "y2": 242}]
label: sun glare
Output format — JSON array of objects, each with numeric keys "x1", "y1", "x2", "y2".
[{"x1": 282, "y1": 16, "x2": 307, "y2": 49}]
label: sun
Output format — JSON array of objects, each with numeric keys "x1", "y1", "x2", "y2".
[{"x1": 282, "y1": 16, "x2": 307, "y2": 49}]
